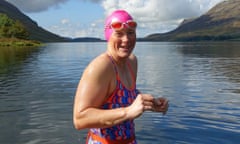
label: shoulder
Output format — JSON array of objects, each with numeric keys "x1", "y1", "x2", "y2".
[
  {"x1": 83, "y1": 53, "x2": 113, "y2": 78},
  {"x1": 75, "y1": 53, "x2": 115, "y2": 109},
  {"x1": 89, "y1": 53, "x2": 112, "y2": 70},
  {"x1": 128, "y1": 54, "x2": 138, "y2": 68},
  {"x1": 128, "y1": 54, "x2": 138, "y2": 76},
  {"x1": 129, "y1": 53, "x2": 137, "y2": 62}
]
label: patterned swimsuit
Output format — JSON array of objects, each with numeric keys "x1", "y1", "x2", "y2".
[{"x1": 86, "y1": 55, "x2": 139, "y2": 144}]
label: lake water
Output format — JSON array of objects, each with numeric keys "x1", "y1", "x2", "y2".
[{"x1": 0, "y1": 42, "x2": 240, "y2": 144}]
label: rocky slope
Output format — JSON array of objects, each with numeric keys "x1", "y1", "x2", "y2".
[{"x1": 146, "y1": 0, "x2": 240, "y2": 41}]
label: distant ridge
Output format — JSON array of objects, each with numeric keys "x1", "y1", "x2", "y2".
[
  {"x1": 71, "y1": 37, "x2": 105, "y2": 42},
  {"x1": 145, "y1": 0, "x2": 240, "y2": 41},
  {"x1": 0, "y1": 0, "x2": 68, "y2": 42}
]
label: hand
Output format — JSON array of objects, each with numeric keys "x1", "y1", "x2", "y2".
[
  {"x1": 153, "y1": 97, "x2": 169, "y2": 115},
  {"x1": 126, "y1": 94, "x2": 154, "y2": 119}
]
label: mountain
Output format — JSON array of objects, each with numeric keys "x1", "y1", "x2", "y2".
[
  {"x1": 145, "y1": 0, "x2": 240, "y2": 41},
  {"x1": 71, "y1": 37, "x2": 105, "y2": 42},
  {"x1": 0, "y1": 0, "x2": 68, "y2": 42}
]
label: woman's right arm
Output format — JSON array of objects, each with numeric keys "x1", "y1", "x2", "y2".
[{"x1": 73, "y1": 55, "x2": 151, "y2": 130}]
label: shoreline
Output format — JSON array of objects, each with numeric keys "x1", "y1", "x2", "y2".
[{"x1": 0, "y1": 38, "x2": 43, "y2": 47}]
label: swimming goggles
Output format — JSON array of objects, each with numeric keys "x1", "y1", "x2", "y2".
[{"x1": 107, "y1": 20, "x2": 137, "y2": 31}]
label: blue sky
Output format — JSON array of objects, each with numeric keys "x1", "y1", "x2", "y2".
[{"x1": 6, "y1": 0, "x2": 224, "y2": 39}]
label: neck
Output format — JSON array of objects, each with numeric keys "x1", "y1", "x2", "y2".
[{"x1": 106, "y1": 51, "x2": 127, "y2": 67}]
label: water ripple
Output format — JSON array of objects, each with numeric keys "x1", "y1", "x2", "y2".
[{"x1": 1, "y1": 42, "x2": 240, "y2": 144}]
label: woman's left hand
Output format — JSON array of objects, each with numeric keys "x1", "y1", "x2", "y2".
[{"x1": 153, "y1": 97, "x2": 169, "y2": 115}]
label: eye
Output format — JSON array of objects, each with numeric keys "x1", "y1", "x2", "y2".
[
  {"x1": 127, "y1": 30, "x2": 136, "y2": 35},
  {"x1": 114, "y1": 31, "x2": 124, "y2": 37}
]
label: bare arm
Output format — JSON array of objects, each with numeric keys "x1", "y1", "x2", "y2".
[
  {"x1": 73, "y1": 54, "x2": 168, "y2": 130},
  {"x1": 73, "y1": 54, "x2": 146, "y2": 129}
]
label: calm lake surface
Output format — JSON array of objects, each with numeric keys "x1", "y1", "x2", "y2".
[{"x1": 0, "y1": 42, "x2": 240, "y2": 144}]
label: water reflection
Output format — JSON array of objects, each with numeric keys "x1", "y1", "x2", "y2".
[
  {"x1": 0, "y1": 46, "x2": 41, "y2": 74},
  {"x1": 177, "y1": 42, "x2": 240, "y2": 93},
  {"x1": 135, "y1": 42, "x2": 240, "y2": 144},
  {"x1": 177, "y1": 42, "x2": 240, "y2": 58}
]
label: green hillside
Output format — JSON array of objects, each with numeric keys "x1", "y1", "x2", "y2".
[{"x1": 0, "y1": 0, "x2": 67, "y2": 42}]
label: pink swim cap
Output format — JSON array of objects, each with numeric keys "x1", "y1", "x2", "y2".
[{"x1": 104, "y1": 10, "x2": 134, "y2": 41}]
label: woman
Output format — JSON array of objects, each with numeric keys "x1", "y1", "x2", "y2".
[{"x1": 73, "y1": 10, "x2": 169, "y2": 144}]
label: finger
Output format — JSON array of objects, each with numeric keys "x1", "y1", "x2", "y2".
[
  {"x1": 143, "y1": 101, "x2": 154, "y2": 107},
  {"x1": 154, "y1": 103, "x2": 169, "y2": 113},
  {"x1": 157, "y1": 98, "x2": 168, "y2": 107},
  {"x1": 163, "y1": 99, "x2": 169, "y2": 105},
  {"x1": 141, "y1": 94, "x2": 154, "y2": 101},
  {"x1": 154, "y1": 98, "x2": 163, "y2": 106},
  {"x1": 144, "y1": 105, "x2": 154, "y2": 111},
  {"x1": 161, "y1": 100, "x2": 169, "y2": 109}
]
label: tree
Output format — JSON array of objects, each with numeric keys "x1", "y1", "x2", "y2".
[
  {"x1": 0, "y1": 13, "x2": 29, "y2": 39},
  {"x1": 13, "y1": 20, "x2": 29, "y2": 39}
]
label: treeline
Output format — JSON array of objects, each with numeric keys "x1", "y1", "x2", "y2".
[{"x1": 0, "y1": 13, "x2": 29, "y2": 39}]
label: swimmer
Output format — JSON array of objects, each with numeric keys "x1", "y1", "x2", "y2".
[{"x1": 73, "y1": 9, "x2": 169, "y2": 144}]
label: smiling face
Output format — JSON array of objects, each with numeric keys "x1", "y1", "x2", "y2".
[
  {"x1": 104, "y1": 10, "x2": 136, "y2": 40},
  {"x1": 107, "y1": 27, "x2": 136, "y2": 59},
  {"x1": 105, "y1": 10, "x2": 137, "y2": 59}
]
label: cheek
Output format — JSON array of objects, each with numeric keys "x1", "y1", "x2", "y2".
[
  {"x1": 129, "y1": 33, "x2": 136, "y2": 40},
  {"x1": 129, "y1": 36, "x2": 136, "y2": 45},
  {"x1": 131, "y1": 36, "x2": 136, "y2": 41}
]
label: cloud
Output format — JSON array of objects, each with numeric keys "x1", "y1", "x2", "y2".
[
  {"x1": 101, "y1": 0, "x2": 224, "y2": 35},
  {"x1": 102, "y1": 0, "x2": 223, "y2": 21},
  {"x1": 49, "y1": 19, "x2": 104, "y2": 38},
  {"x1": 5, "y1": 0, "x2": 102, "y2": 13},
  {"x1": 6, "y1": 0, "x2": 68, "y2": 13},
  {"x1": 61, "y1": 19, "x2": 70, "y2": 25},
  {"x1": 5, "y1": 0, "x2": 224, "y2": 38}
]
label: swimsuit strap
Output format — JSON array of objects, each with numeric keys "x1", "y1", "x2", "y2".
[
  {"x1": 108, "y1": 55, "x2": 118, "y2": 76},
  {"x1": 126, "y1": 60, "x2": 136, "y2": 82},
  {"x1": 107, "y1": 54, "x2": 135, "y2": 83}
]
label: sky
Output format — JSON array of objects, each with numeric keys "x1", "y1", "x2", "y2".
[{"x1": 6, "y1": 0, "x2": 224, "y2": 39}]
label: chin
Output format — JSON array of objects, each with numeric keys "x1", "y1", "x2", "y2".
[{"x1": 119, "y1": 52, "x2": 131, "y2": 58}]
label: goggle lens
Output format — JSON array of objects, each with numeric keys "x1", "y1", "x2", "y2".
[
  {"x1": 110, "y1": 20, "x2": 137, "y2": 30},
  {"x1": 127, "y1": 21, "x2": 137, "y2": 28},
  {"x1": 111, "y1": 22, "x2": 123, "y2": 29}
]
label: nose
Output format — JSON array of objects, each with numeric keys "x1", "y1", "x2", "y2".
[{"x1": 121, "y1": 33, "x2": 129, "y2": 42}]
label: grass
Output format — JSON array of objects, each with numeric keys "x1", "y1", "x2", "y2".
[{"x1": 0, "y1": 38, "x2": 43, "y2": 47}]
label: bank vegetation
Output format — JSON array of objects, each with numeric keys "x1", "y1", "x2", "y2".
[{"x1": 0, "y1": 13, "x2": 42, "y2": 47}]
